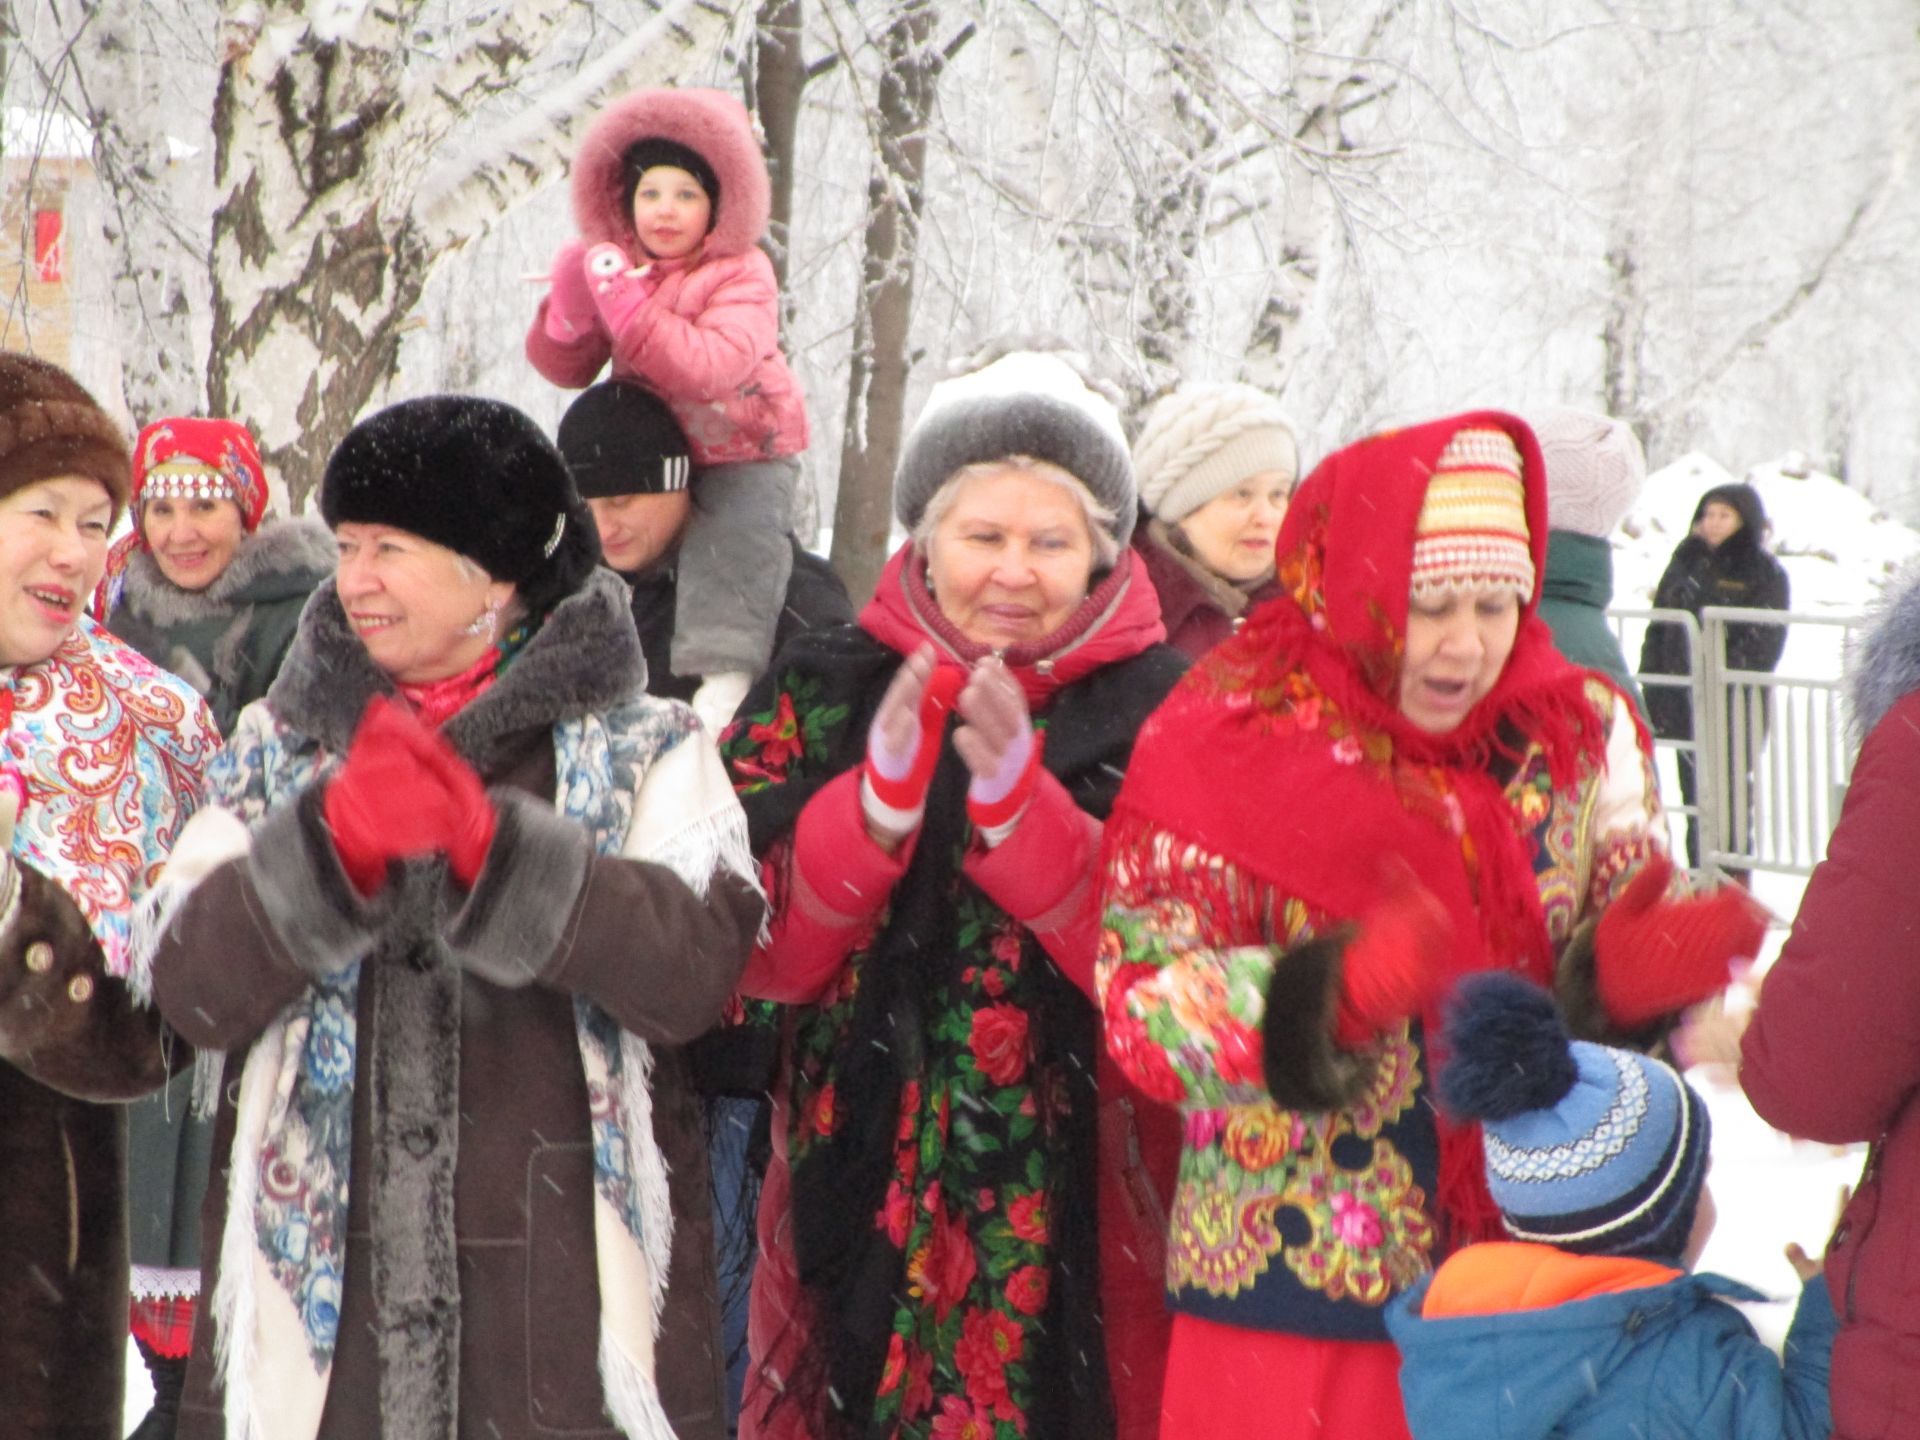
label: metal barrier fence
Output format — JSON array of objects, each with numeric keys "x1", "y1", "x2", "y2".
[{"x1": 1607, "y1": 606, "x2": 1861, "y2": 881}]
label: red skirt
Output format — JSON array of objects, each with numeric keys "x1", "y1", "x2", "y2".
[
  {"x1": 1157, "y1": 1313, "x2": 1411, "y2": 1440},
  {"x1": 129, "y1": 1294, "x2": 198, "y2": 1360}
]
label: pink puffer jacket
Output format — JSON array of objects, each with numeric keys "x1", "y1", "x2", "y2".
[{"x1": 526, "y1": 88, "x2": 809, "y2": 466}]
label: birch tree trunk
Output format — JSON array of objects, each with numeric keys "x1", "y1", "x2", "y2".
[
  {"x1": 829, "y1": 0, "x2": 945, "y2": 603},
  {"x1": 73, "y1": 0, "x2": 214, "y2": 421},
  {"x1": 204, "y1": 0, "x2": 734, "y2": 510}
]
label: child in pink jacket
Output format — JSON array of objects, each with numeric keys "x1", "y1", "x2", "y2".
[{"x1": 528, "y1": 87, "x2": 811, "y2": 731}]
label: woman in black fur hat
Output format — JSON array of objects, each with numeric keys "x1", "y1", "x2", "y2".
[{"x1": 144, "y1": 395, "x2": 766, "y2": 1440}]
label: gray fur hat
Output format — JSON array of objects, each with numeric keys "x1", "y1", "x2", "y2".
[{"x1": 893, "y1": 350, "x2": 1136, "y2": 546}]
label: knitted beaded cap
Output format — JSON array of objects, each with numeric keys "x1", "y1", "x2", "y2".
[{"x1": 1409, "y1": 426, "x2": 1534, "y2": 603}]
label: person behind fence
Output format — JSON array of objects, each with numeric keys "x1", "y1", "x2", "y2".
[
  {"x1": 144, "y1": 396, "x2": 765, "y2": 1440},
  {"x1": 1738, "y1": 557, "x2": 1920, "y2": 1440},
  {"x1": 1387, "y1": 973, "x2": 1834, "y2": 1440},
  {"x1": 1098, "y1": 411, "x2": 1772, "y2": 1440},
  {"x1": 1638, "y1": 481, "x2": 1789, "y2": 870},
  {"x1": 1531, "y1": 405, "x2": 1646, "y2": 715},
  {"x1": 527, "y1": 86, "x2": 810, "y2": 736},
  {"x1": 0, "y1": 353, "x2": 220, "y2": 1440}
]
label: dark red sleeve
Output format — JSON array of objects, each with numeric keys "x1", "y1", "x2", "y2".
[{"x1": 1740, "y1": 689, "x2": 1920, "y2": 1142}]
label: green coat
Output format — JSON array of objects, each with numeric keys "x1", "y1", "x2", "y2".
[
  {"x1": 1536, "y1": 529, "x2": 1646, "y2": 719},
  {"x1": 105, "y1": 516, "x2": 334, "y2": 736},
  {"x1": 108, "y1": 516, "x2": 333, "y2": 1276}
]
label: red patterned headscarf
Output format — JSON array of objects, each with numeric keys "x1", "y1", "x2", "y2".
[
  {"x1": 131, "y1": 417, "x2": 269, "y2": 534},
  {"x1": 1110, "y1": 411, "x2": 1615, "y2": 1239}
]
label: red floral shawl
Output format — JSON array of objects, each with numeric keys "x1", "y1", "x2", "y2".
[{"x1": 1109, "y1": 411, "x2": 1613, "y2": 1239}]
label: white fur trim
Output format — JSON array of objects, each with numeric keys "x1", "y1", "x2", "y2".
[{"x1": 599, "y1": 1325, "x2": 679, "y2": 1440}]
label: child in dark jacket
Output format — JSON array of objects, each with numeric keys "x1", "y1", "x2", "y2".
[{"x1": 1386, "y1": 974, "x2": 1833, "y2": 1440}]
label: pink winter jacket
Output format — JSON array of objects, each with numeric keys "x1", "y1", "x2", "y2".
[{"x1": 525, "y1": 87, "x2": 810, "y2": 466}]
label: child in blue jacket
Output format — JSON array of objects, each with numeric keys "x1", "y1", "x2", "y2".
[{"x1": 1386, "y1": 974, "x2": 1833, "y2": 1440}]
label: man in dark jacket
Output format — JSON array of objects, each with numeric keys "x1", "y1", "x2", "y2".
[
  {"x1": 1638, "y1": 481, "x2": 1790, "y2": 872},
  {"x1": 558, "y1": 381, "x2": 854, "y2": 709},
  {"x1": 558, "y1": 381, "x2": 853, "y2": 1435}
]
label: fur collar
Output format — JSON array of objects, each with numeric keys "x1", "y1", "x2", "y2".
[
  {"x1": 1848, "y1": 560, "x2": 1920, "y2": 740},
  {"x1": 267, "y1": 567, "x2": 648, "y2": 772},
  {"x1": 118, "y1": 515, "x2": 335, "y2": 626}
]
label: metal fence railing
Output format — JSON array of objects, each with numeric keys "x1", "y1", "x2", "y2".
[{"x1": 1608, "y1": 605, "x2": 1863, "y2": 882}]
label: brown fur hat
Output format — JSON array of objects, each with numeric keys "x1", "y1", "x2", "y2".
[{"x1": 0, "y1": 353, "x2": 130, "y2": 521}]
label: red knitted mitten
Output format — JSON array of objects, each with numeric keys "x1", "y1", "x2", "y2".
[{"x1": 1596, "y1": 853, "x2": 1769, "y2": 1027}]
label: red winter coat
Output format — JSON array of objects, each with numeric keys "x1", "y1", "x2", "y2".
[
  {"x1": 1741, "y1": 579, "x2": 1920, "y2": 1440},
  {"x1": 732, "y1": 544, "x2": 1187, "y2": 1440},
  {"x1": 526, "y1": 88, "x2": 808, "y2": 466}
]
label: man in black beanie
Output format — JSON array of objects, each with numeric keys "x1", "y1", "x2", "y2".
[
  {"x1": 558, "y1": 379, "x2": 850, "y2": 1429},
  {"x1": 558, "y1": 381, "x2": 851, "y2": 710}
]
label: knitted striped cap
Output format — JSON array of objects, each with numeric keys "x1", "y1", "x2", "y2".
[
  {"x1": 1409, "y1": 426, "x2": 1534, "y2": 603},
  {"x1": 1440, "y1": 974, "x2": 1711, "y2": 1262}
]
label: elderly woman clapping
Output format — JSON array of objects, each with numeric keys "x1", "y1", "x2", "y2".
[
  {"x1": 147, "y1": 397, "x2": 764, "y2": 1440},
  {"x1": 0, "y1": 355, "x2": 219, "y2": 1440},
  {"x1": 723, "y1": 350, "x2": 1188, "y2": 1440}
]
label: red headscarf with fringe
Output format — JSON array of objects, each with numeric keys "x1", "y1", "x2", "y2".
[{"x1": 1110, "y1": 410, "x2": 1613, "y2": 1244}]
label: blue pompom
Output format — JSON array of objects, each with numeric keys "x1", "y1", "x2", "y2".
[{"x1": 1437, "y1": 973, "x2": 1579, "y2": 1121}]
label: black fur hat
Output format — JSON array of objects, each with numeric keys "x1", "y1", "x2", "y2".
[{"x1": 321, "y1": 396, "x2": 601, "y2": 615}]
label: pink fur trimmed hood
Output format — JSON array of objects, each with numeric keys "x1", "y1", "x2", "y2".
[{"x1": 571, "y1": 87, "x2": 772, "y2": 260}]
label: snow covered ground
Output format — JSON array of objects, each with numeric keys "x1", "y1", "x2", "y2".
[{"x1": 121, "y1": 455, "x2": 1911, "y2": 1426}]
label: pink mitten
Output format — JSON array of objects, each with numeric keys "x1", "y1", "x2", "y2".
[
  {"x1": 543, "y1": 239, "x2": 598, "y2": 344},
  {"x1": 585, "y1": 242, "x2": 656, "y2": 338}
]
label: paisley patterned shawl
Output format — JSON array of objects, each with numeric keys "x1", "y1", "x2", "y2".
[
  {"x1": 5, "y1": 618, "x2": 218, "y2": 980},
  {"x1": 1108, "y1": 411, "x2": 1616, "y2": 1244}
]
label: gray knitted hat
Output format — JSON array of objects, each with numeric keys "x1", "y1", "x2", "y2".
[
  {"x1": 894, "y1": 351, "x2": 1136, "y2": 546},
  {"x1": 1534, "y1": 406, "x2": 1646, "y2": 539},
  {"x1": 1133, "y1": 381, "x2": 1298, "y2": 524}
]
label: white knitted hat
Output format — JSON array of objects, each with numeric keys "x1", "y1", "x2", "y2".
[
  {"x1": 1132, "y1": 382, "x2": 1298, "y2": 524},
  {"x1": 1533, "y1": 406, "x2": 1646, "y2": 539}
]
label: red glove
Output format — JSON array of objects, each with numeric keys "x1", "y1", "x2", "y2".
[
  {"x1": 543, "y1": 239, "x2": 599, "y2": 344},
  {"x1": 322, "y1": 700, "x2": 498, "y2": 894},
  {"x1": 398, "y1": 714, "x2": 497, "y2": 889},
  {"x1": 1333, "y1": 866, "x2": 1452, "y2": 1048},
  {"x1": 861, "y1": 659, "x2": 965, "y2": 840},
  {"x1": 1595, "y1": 853, "x2": 1768, "y2": 1027},
  {"x1": 324, "y1": 700, "x2": 459, "y2": 895}
]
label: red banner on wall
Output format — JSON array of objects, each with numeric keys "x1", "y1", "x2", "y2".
[{"x1": 33, "y1": 210, "x2": 64, "y2": 282}]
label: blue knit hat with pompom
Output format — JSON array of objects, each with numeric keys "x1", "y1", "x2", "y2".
[{"x1": 1439, "y1": 973, "x2": 1711, "y2": 1262}]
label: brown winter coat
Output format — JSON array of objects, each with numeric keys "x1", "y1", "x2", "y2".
[
  {"x1": 1, "y1": 865, "x2": 173, "y2": 1440},
  {"x1": 152, "y1": 571, "x2": 764, "y2": 1440}
]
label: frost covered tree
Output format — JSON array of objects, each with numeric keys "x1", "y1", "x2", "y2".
[{"x1": 20, "y1": 0, "x2": 739, "y2": 506}]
